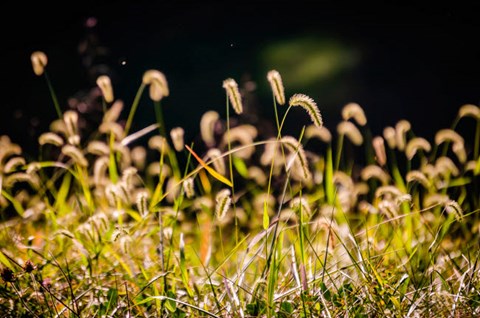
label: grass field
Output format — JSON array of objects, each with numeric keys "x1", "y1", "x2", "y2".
[{"x1": 0, "y1": 52, "x2": 479, "y2": 317}]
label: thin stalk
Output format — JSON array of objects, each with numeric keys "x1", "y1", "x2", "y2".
[
  {"x1": 225, "y1": 93, "x2": 238, "y2": 244},
  {"x1": 266, "y1": 230, "x2": 283, "y2": 318},
  {"x1": 154, "y1": 100, "x2": 167, "y2": 138},
  {"x1": 124, "y1": 83, "x2": 146, "y2": 136},
  {"x1": 108, "y1": 132, "x2": 119, "y2": 184},
  {"x1": 44, "y1": 71, "x2": 62, "y2": 119},
  {"x1": 298, "y1": 192, "x2": 306, "y2": 266},
  {"x1": 263, "y1": 153, "x2": 293, "y2": 279},
  {"x1": 363, "y1": 128, "x2": 375, "y2": 165},
  {"x1": 334, "y1": 134, "x2": 344, "y2": 171},
  {"x1": 325, "y1": 144, "x2": 334, "y2": 205},
  {"x1": 151, "y1": 142, "x2": 167, "y2": 206},
  {"x1": 263, "y1": 104, "x2": 292, "y2": 231},
  {"x1": 272, "y1": 93, "x2": 281, "y2": 135},
  {"x1": 76, "y1": 165, "x2": 93, "y2": 214}
]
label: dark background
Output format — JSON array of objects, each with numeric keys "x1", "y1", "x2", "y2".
[{"x1": 2, "y1": 2, "x2": 479, "y2": 158}]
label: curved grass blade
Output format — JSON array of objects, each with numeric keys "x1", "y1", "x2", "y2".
[{"x1": 185, "y1": 145, "x2": 232, "y2": 188}]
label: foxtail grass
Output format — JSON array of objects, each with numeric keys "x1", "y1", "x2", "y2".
[{"x1": 1, "y1": 55, "x2": 479, "y2": 317}]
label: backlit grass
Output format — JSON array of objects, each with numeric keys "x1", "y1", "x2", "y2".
[{"x1": 0, "y1": 52, "x2": 479, "y2": 317}]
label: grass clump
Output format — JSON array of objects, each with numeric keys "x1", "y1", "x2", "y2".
[{"x1": 0, "y1": 52, "x2": 479, "y2": 317}]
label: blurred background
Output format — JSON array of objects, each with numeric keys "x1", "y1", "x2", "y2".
[{"x1": 1, "y1": 2, "x2": 479, "y2": 157}]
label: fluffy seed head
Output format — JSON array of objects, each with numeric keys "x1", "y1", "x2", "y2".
[
  {"x1": 395, "y1": 120, "x2": 411, "y2": 151},
  {"x1": 0, "y1": 145, "x2": 22, "y2": 172},
  {"x1": 4, "y1": 172, "x2": 40, "y2": 189},
  {"x1": 183, "y1": 177, "x2": 195, "y2": 199},
  {"x1": 247, "y1": 166, "x2": 267, "y2": 186},
  {"x1": 375, "y1": 185, "x2": 403, "y2": 200},
  {"x1": 131, "y1": 146, "x2": 147, "y2": 170},
  {"x1": 358, "y1": 201, "x2": 379, "y2": 214},
  {"x1": 378, "y1": 200, "x2": 399, "y2": 219},
  {"x1": 267, "y1": 70, "x2": 285, "y2": 105},
  {"x1": 452, "y1": 142, "x2": 467, "y2": 163},
  {"x1": 170, "y1": 127, "x2": 185, "y2": 152},
  {"x1": 260, "y1": 138, "x2": 281, "y2": 167},
  {"x1": 142, "y1": 70, "x2": 169, "y2": 101},
  {"x1": 96, "y1": 75, "x2": 114, "y2": 103},
  {"x1": 289, "y1": 197, "x2": 311, "y2": 218},
  {"x1": 445, "y1": 200, "x2": 463, "y2": 221},
  {"x1": 465, "y1": 160, "x2": 478, "y2": 172},
  {"x1": 222, "y1": 125, "x2": 257, "y2": 159},
  {"x1": 142, "y1": 70, "x2": 170, "y2": 95},
  {"x1": 93, "y1": 156, "x2": 109, "y2": 186},
  {"x1": 421, "y1": 164, "x2": 438, "y2": 179},
  {"x1": 281, "y1": 136, "x2": 311, "y2": 181},
  {"x1": 383, "y1": 126, "x2": 396, "y2": 149},
  {"x1": 61, "y1": 145, "x2": 88, "y2": 167},
  {"x1": 39, "y1": 132, "x2": 64, "y2": 147},
  {"x1": 114, "y1": 143, "x2": 132, "y2": 170},
  {"x1": 355, "y1": 182, "x2": 370, "y2": 196},
  {"x1": 361, "y1": 165, "x2": 390, "y2": 185},
  {"x1": 103, "y1": 100, "x2": 124, "y2": 123},
  {"x1": 146, "y1": 163, "x2": 171, "y2": 177},
  {"x1": 223, "y1": 78, "x2": 243, "y2": 114},
  {"x1": 424, "y1": 193, "x2": 449, "y2": 207},
  {"x1": 200, "y1": 111, "x2": 219, "y2": 147},
  {"x1": 337, "y1": 121, "x2": 363, "y2": 146},
  {"x1": 193, "y1": 196, "x2": 214, "y2": 212},
  {"x1": 26, "y1": 162, "x2": 41, "y2": 174},
  {"x1": 305, "y1": 125, "x2": 332, "y2": 143},
  {"x1": 215, "y1": 189, "x2": 231, "y2": 221},
  {"x1": 395, "y1": 194, "x2": 412, "y2": 205},
  {"x1": 165, "y1": 177, "x2": 180, "y2": 203},
  {"x1": 435, "y1": 156, "x2": 459, "y2": 177},
  {"x1": 121, "y1": 167, "x2": 138, "y2": 189},
  {"x1": 286, "y1": 153, "x2": 310, "y2": 183},
  {"x1": 406, "y1": 170, "x2": 431, "y2": 188},
  {"x1": 148, "y1": 135, "x2": 169, "y2": 152},
  {"x1": 458, "y1": 104, "x2": 480, "y2": 120},
  {"x1": 289, "y1": 94, "x2": 322, "y2": 127},
  {"x1": 205, "y1": 148, "x2": 226, "y2": 176},
  {"x1": 405, "y1": 137, "x2": 431, "y2": 160},
  {"x1": 63, "y1": 111, "x2": 79, "y2": 142},
  {"x1": 333, "y1": 171, "x2": 354, "y2": 191},
  {"x1": 49, "y1": 119, "x2": 67, "y2": 136},
  {"x1": 136, "y1": 191, "x2": 149, "y2": 217},
  {"x1": 99, "y1": 122, "x2": 124, "y2": 141},
  {"x1": 118, "y1": 236, "x2": 132, "y2": 255},
  {"x1": 435, "y1": 129, "x2": 464, "y2": 146},
  {"x1": 342, "y1": 102, "x2": 367, "y2": 126},
  {"x1": 435, "y1": 129, "x2": 466, "y2": 163},
  {"x1": 337, "y1": 187, "x2": 356, "y2": 213},
  {"x1": 87, "y1": 141, "x2": 110, "y2": 156},
  {"x1": 31, "y1": 51, "x2": 48, "y2": 76},
  {"x1": 372, "y1": 136, "x2": 386, "y2": 166},
  {"x1": 4, "y1": 157, "x2": 26, "y2": 173}
]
